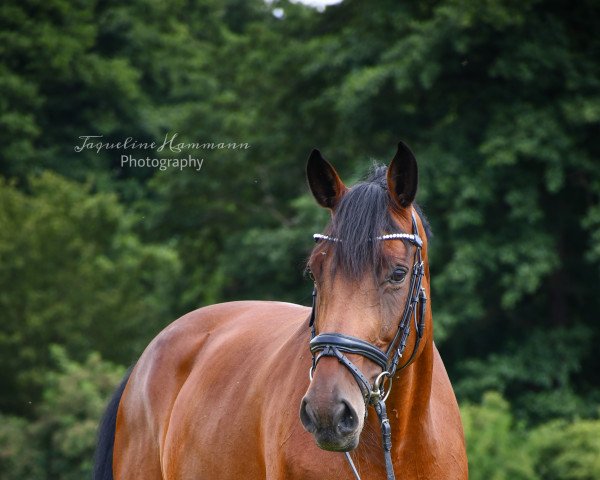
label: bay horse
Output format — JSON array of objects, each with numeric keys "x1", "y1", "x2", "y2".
[{"x1": 94, "y1": 142, "x2": 467, "y2": 480}]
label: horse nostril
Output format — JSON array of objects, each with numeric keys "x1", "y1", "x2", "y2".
[
  {"x1": 300, "y1": 397, "x2": 360, "y2": 438},
  {"x1": 300, "y1": 398, "x2": 317, "y2": 433},
  {"x1": 335, "y1": 400, "x2": 359, "y2": 435}
]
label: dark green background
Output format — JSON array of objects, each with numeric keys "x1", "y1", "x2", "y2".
[{"x1": 0, "y1": 0, "x2": 598, "y2": 478}]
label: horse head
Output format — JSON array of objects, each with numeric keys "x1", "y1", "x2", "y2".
[{"x1": 299, "y1": 142, "x2": 431, "y2": 453}]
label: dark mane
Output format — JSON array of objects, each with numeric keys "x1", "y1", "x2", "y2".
[{"x1": 313, "y1": 165, "x2": 432, "y2": 279}]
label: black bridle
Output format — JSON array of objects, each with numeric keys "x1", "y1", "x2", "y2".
[{"x1": 308, "y1": 212, "x2": 427, "y2": 480}]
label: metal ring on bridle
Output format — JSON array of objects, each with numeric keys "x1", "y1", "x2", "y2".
[
  {"x1": 371, "y1": 371, "x2": 393, "y2": 403},
  {"x1": 374, "y1": 371, "x2": 391, "y2": 390}
]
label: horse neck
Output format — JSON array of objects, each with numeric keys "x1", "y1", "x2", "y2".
[{"x1": 381, "y1": 332, "x2": 434, "y2": 438}]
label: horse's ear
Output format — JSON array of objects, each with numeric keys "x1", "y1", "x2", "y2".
[
  {"x1": 306, "y1": 149, "x2": 347, "y2": 210},
  {"x1": 387, "y1": 141, "x2": 418, "y2": 210}
]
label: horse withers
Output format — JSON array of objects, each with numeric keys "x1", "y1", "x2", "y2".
[{"x1": 94, "y1": 142, "x2": 468, "y2": 480}]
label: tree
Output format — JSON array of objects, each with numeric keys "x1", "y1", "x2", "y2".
[
  {"x1": 530, "y1": 417, "x2": 600, "y2": 480},
  {"x1": 462, "y1": 391, "x2": 600, "y2": 480},
  {"x1": 461, "y1": 391, "x2": 535, "y2": 480},
  {"x1": 0, "y1": 347, "x2": 125, "y2": 480},
  {"x1": 0, "y1": 173, "x2": 180, "y2": 413}
]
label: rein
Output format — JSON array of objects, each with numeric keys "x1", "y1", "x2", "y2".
[{"x1": 308, "y1": 212, "x2": 427, "y2": 480}]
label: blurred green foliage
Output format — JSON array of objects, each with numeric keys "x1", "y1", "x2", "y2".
[
  {"x1": 462, "y1": 392, "x2": 536, "y2": 480},
  {"x1": 0, "y1": 173, "x2": 180, "y2": 413},
  {"x1": 462, "y1": 392, "x2": 600, "y2": 480},
  {"x1": 530, "y1": 417, "x2": 600, "y2": 480},
  {"x1": 0, "y1": 347, "x2": 124, "y2": 480},
  {"x1": 0, "y1": 0, "x2": 599, "y2": 478}
]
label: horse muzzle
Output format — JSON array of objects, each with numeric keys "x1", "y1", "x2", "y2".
[{"x1": 300, "y1": 388, "x2": 362, "y2": 451}]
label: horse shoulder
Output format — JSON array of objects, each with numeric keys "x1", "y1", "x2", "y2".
[
  {"x1": 114, "y1": 303, "x2": 231, "y2": 479},
  {"x1": 117, "y1": 300, "x2": 310, "y2": 480}
]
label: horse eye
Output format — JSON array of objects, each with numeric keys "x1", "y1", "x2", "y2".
[{"x1": 390, "y1": 267, "x2": 407, "y2": 283}]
